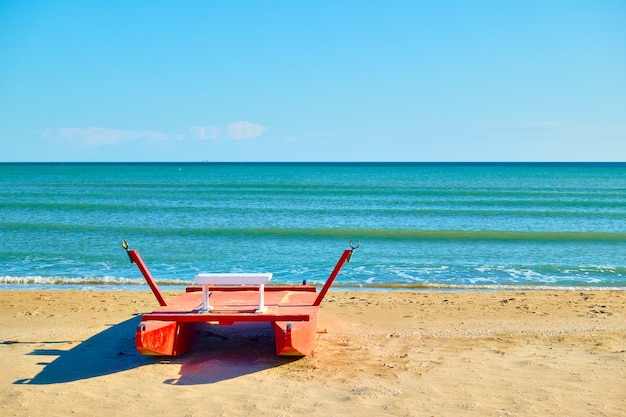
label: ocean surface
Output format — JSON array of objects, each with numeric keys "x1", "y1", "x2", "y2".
[{"x1": 1, "y1": 162, "x2": 625, "y2": 291}]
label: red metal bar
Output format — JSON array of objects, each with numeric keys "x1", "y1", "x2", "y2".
[
  {"x1": 141, "y1": 312, "x2": 311, "y2": 323},
  {"x1": 127, "y1": 249, "x2": 168, "y2": 307},
  {"x1": 313, "y1": 249, "x2": 353, "y2": 306}
]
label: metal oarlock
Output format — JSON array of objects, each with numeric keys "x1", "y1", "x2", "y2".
[
  {"x1": 348, "y1": 239, "x2": 360, "y2": 262},
  {"x1": 121, "y1": 240, "x2": 134, "y2": 263}
]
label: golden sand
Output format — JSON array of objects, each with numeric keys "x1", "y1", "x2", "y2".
[{"x1": 1, "y1": 290, "x2": 624, "y2": 416}]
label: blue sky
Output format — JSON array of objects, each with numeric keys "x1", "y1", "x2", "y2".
[{"x1": 1, "y1": 1, "x2": 624, "y2": 162}]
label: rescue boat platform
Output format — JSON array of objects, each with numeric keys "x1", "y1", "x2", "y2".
[{"x1": 122, "y1": 240, "x2": 358, "y2": 357}]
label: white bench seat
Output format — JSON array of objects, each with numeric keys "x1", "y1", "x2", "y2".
[{"x1": 194, "y1": 273, "x2": 272, "y2": 313}]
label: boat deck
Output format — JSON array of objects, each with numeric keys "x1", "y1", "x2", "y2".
[{"x1": 141, "y1": 286, "x2": 320, "y2": 324}]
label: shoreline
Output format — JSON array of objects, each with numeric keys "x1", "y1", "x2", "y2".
[
  {"x1": 2, "y1": 283, "x2": 626, "y2": 292},
  {"x1": 2, "y1": 289, "x2": 625, "y2": 416}
]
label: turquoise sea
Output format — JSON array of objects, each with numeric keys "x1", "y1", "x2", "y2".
[{"x1": 1, "y1": 162, "x2": 624, "y2": 291}]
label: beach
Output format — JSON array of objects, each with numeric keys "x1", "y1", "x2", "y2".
[{"x1": 1, "y1": 290, "x2": 624, "y2": 416}]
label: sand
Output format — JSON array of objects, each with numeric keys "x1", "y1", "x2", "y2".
[{"x1": 1, "y1": 289, "x2": 624, "y2": 416}]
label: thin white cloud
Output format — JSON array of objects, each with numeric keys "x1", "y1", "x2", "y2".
[
  {"x1": 40, "y1": 122, "x2": 268, "y2": 147},
  {"x1": 227, "y1": 121, "x2": 267, "y2": 140},
  {"x1": 40, "y1": 127, "x2": 182, "y2": 146},
  {"x1": 189, "y1": 125, "x2": 221, "y2": 140}
]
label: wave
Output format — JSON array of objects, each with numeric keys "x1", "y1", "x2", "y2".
[
  {"x1": 3, "y1": 223, "x2": 626, "y2": 242},
  {"x1": 3, "y1": 200, "x2": 626, "y2": 219},
  {"x1": 0, "y1": 275, "x2": 151, "y2": 286},
  {"x1": 331, "y1": 228, "x2": 626, "y2": 242},
  {"x1": 1, "y1": 275, "x2": 624, "y2": 292}
]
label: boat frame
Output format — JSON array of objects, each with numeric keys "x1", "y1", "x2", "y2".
[{"x1": 122, "y1": 240, "x2": 358, "y2": 357}]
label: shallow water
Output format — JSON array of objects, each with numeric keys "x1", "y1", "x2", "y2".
[{"x1": 1, "y1": 162, "x2": 624, "y2": 290}]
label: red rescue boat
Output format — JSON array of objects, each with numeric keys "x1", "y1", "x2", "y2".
[{"x1": 122, "y1": 240, "x2": 358, "y2": 357}]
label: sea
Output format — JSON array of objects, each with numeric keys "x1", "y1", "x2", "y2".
[{"x1": 1, "y1": 162, "x2": 624, "y2": 292}]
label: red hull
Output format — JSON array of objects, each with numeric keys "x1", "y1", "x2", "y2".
[
  {"x1": 273, "y1": 309, "x2": 320, "y2": 356},
  {"x1": 134, "y1": 287, "x2": 322, "y2": 356},
  {"x1": 135, "y1": 320, "x2": 194, "y2": 356}
]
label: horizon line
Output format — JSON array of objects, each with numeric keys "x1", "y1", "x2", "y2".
[{"x1": 1, "y1": 161, "x2": 625, "y2": 166}]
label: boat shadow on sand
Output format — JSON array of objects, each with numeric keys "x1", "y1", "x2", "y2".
[{"x1": 14, "y1": 316, "x2": 300, "y2": 386}]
